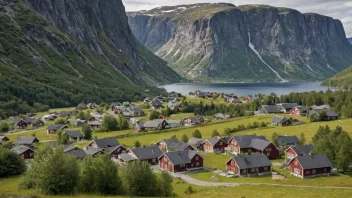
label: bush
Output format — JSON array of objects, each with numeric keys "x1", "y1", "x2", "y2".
[
  {"x1": 54, "y1": 118, "x2": 66, "y2": 125},
  {"x1": 184, "y1": 185, "x2": 195, "y2": 195},
  {"x1": 0, "y1": 121, "x2": 11, "y2": 132},
  {"x1": 148, "y1": 110, "x2": 161, "y2": 120},
  {"x1": 0, "y1": 147, "x2": 26, "y2": 178},
  {"x1": 101, "y1": 115, "x2": 119, "y2": 131}
]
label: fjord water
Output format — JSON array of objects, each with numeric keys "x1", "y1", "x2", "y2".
[{"x1": 160, "y1": 82, "x2": 329, "y2": 96}]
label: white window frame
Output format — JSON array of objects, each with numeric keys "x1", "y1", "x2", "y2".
[{"x1": 312, "y1": 169, "x2": 316, "y2": 174}]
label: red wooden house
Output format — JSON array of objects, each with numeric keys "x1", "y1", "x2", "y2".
[
  {"x1": 86, "y1": 137, "x2": 126, "y2": 158},
  {"x1": 11, "y1": 145, "x2": 35, "y2": 160},
  {"x1": 158, "y1": 150, "x2": 203, "y2": 173},
  {"x1": 290, "y1": 106, "x2": 308, "y2": 116},
  {"x1": 285, "y1": 145, "x2": 314, "y2": 163},
  {"x1": 227, "y1": 135, "x2": 280, "y2": 159},
  {"x1": 46, "y1": 124, "x2": 68, "y2": 134},
  {"x1": 157, "y1": 138, "x2": 194, "y2": 152},
  {"x1": 288, "y1": 154, "x2": 332, "y2": 178},
  {"x1": 226, "y1": 153, "x2": 272, "y2": 176},
  {"x1": 0, "y1": 135, "x2": 10, "y2": 143},
  {"x1": 202, "y1": 137, "x2": 228, "y2": 153}
]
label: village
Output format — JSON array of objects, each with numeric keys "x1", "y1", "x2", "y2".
[{"x1": 1, "y1": 89, "x2": 347, "y2": 190}]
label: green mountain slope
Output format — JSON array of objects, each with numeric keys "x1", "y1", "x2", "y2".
[
  {"x1": 322, "y1": 66, "x2": 352, "y2": 89},
  {"x1": 0, "y1": 0, "x2": 180, "y2": 116}
]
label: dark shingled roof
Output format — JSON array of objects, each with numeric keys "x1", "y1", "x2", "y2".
[
  {"x1": 309, "y1": 109, "x2": 339, "y2": 117},
  {"x1": 277, "y1": 136, "x2": 300, "y2": 146},
  {"x1": 277, "y1": 103, "x2": 299, "y2": 109},
  {"x1": 47, "y1": 124, "x2": 67, "y2": 131},
  {"x1": 65, "y1": 149, "x2": 87, "y2": 159},
  {"x1": 233, "y1": 135, "x2": 269, "y2": 150},
  {"x1": 203, "y1": 137, "x2": 223, "y2": 146},
  {"x1": 63, "y1": 145, "x2": 78, "y2": 153},
  {"x1": 93, "y1": 137, "x2": 120, "y2": 149},
  {"x1": 118, "y1": 153, "x2": 138, "y2": 161},
  {"x1": 84, "y1": 148, "x2": 103, "y2": 156},
  {"x1": 65, "y1": 130, "x2": 83, "y2": 138},
  {"x1": 229, "y1": 153, "x2": 272, "y2": 169},
  {"x1": 290, "y1": 145, "x2": 314, "y2": 156},
  {"x1": 294, "y1": 154, "x2": 332, "y2": 169},
  {"x1": 11, "y1": 145, "x2": 34, "y2": 155},
  {"x1": 188, "y1": 137, "x2": 204, "y2": 145},
  {"x1": 130, "y1": 145, "x2": 163, "y2": 160},
  {"x1": 160, "y1": 138, "x2": 192, "y2": 151},
  {"x1": 32, "y1": 119, "x2": 43, "y2": 125},
  {"x1": 259, "y1": 105, "x2": 282, "y2": 113},
  {"x1": 271, "y1": 116, "x2": 290, "y2": 124},
  {"x1": 16, "y1": 136, "x2": 39, "y2": 145},
  {"x1": 162, "y1": 150, "x2": 199, "y2": 165}
]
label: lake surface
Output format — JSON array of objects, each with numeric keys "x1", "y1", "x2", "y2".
[{"x1": 160, "y1": 82, "x2": 329, "y2": 96}]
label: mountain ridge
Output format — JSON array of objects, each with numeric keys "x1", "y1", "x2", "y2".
[
  {"x1": 0, "y1": 0, "x2": 180, "y2": 113},
  {"x1": 128, "y1": 3, "x2": 352, "y2": 82},
  {"x1": 322, "y1": 65, "x2": 352, "y2": 89}
]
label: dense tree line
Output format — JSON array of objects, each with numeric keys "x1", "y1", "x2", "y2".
[
  {"x1": 100, "y1": 115, "x2": 129, "y2": 132},
  {"x1": 180, "y1": 90, "x2": 352, "y2": 118},
  {"x1": 312, "y1": 126, "x2": 352, "y2": 173},
  {"x1": 21, "y1": 145, "x2": 174, "y2": 196}
]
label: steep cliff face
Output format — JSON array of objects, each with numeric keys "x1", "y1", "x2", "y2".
[
  {"x1": 22, "y1": 0, "x2": 180, "y2": 85},
  {"x1": 128, "y1": 3, "x2": 352, "y2": 82},
  {"x1": 0, "y1": 0, "x2": 179, "y2": 108}
]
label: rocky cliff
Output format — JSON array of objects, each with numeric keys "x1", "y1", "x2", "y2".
[
  {"x1": 0, "y1": 0, "x2": 179, "y2": 108},
  {"x1": 128, "y1": 3, "x2": 352, "y2": 82}
]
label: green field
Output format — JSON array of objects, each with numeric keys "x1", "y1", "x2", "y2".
[{"x1": 1, "y1": 176, "x2": 352, "y2": 198}]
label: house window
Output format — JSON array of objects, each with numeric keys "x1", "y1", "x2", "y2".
[
  {"x1": 220, "y1": 141, "x2": 223, "y2": 146},
  {"x1": 243, "y1": 169, "x2": 247, "y2": 174},
  {"x1": 312, "y1": 169, "x2": 316, "y2": 174},
  {"x1": 251, "y1": 168, "x2": 256, "y2": 172},
  {"x1": 294, "y1": 161, "x2": 298, "y2": 165},
  {"x1": 196, "y1": 162, "x2": 199, "y2": 166},
  {"x1": 196, "y1": 156, "x2": 199, "y2": 160},
  {"x1": 152, "y1": 159, "x2": 156, "y2": 162},
  {"x1": 306, "y1": 170, "x2": 310, "y2": 174},
  {"x1": 264, "y1": 167, "x2": 268, "y2": 171},
  {"x1": 324, "y1": 168, "x2": 327, "y2": 172}
]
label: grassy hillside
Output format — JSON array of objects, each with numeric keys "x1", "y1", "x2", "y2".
[
  {"x1": 322, "y1": 65, "x2": 352, "y2": 89},
  {"x1": 0, "y1": 1, "x2": 175, "y2": 117}
]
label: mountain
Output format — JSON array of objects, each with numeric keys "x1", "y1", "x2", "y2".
[
  {"x1": 348, "y1": 38, "x2": 352, "y2": 44},
  {"x1": 128, "y1": 3, "x2": 352, "y2": 82},
  {"x1": 0, "y1": 0, "x2": 180, "y2": 111},
  {"x1": 322, "y1": 65, "x2": 352, "y2": 89}
]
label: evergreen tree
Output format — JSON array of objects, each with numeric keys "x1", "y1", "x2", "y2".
[
  {"x1": 82, "y1": 123, "x2": 92, "y2": 140},
  {"x1": 212, "y1": 130, "x2": 220, "y2": 137},
  {"x1": 21, "y1": 145, "x2": 79, "y2": 195},
  {"x1": 134, "y1": 140, "x2": 141, "y2": 148},
  {"x1": 61, "y1": 133, "x2": 69, "y2": 145},
  {"x1": 56, "y1": 130, "x2": 63, "y2": 146},
  {"x1": 192, "y1": 129, "x2": 202, "y2": 138},
  {"x1": 181, "y1": 134, "x2": 189, "y2": 143}
]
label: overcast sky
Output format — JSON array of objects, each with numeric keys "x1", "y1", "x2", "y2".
[{"x1": 123, "y1": 0, "x2": 352, "y2": 37}]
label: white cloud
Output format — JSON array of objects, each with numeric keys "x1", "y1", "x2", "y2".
[{"x1": 122, "y1": 0, "x2": 352, "y2": 37}]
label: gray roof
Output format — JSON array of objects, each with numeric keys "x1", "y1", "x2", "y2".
[
  {"x1": 65, "y1": 149, "x2": 87, "y2": 159},
  {"x1": 295, "y1": 154, "x2": 333, "y2": 169},
  {"x1": 203, "y1": 137, "x2": 223, "y2": 146},
  {"x1": 295, "y1": 106, "x2": 308, "y2": 111},
  {"x1": 277, "y1": 136, "x2": 300, "y2": 146},
  {"x1": 162, "y1": 150, "x2": 199, "y2": 165},
  {"x1": 93, "y1": 137, "x2": 120, "y2": 148},
  {"x1": 311, "y1": 105, "x2": 330, "y2": 110},
  {"x1": 118, "y1": 153, "x2": 137, "y2": 161},
  {"x1": 47, "y1": 124, "x2": 67, "y2": 130},
  {"x1": 233, "y1": 135, "x2": 268, "y2": 150},
  {"x1": 11, "y1": 145, "x2": 34, "y2": 155},
  {"x1": 127, "y1": 107, "x2": 144, "y2": 114},
  {"x1": 188, "y1": 137, "x2": 205, "y2": 145},
  {"x1": 63, "y1": 145, "x2": 78, "y2": 152},
  {"x1": 104, "y1": 145, "x2": 124, "y2": 154},
  {"x1": 186, "y1": 116, "x2": 200, "y2": 122},
  {"x1": 65, "y1": 130, "x2": 83, "y2": 138},
  {"x1": 290, "y1": 145, "x2": 314, "y2": 156},
  {"x1": 66, "y1": 119, "x2": 86, "y2": 125},
  {"x1": 166, "y1": 120, "x2": 184, "y2": 128},
  {"x1": 259, "y1": 105, "x2": 282, "y2": 113},
  {"x1": 7, "y1": 117, "x2": 23, "y2": 124},
  {"x1": 277, "y1": 103, "x2": 299, "y2": 109},
  {"x1": 130, "y1": 145, "x2": 163, "y2": 160},
  {"x1": 309, "y1": 109, "x2": 339, "y2": 117},
  {"x1": 271, "y1": 116, "x2": 290, "y2": 124},
  {"x1": 84, "y1": 148, "x2": 103, "y2": 156},
  {"x1": 229, "y1": 153, "x2": 272, "y2": 169},
  {"x1": 88, "y1": 121, "x2": 102, "y2": 126},
  {"x1": 161, "y1": 138, "x2": 192, "y2": 151},
  {"x1": 32, "y1": 119, "x2": 43, "y2": 125},
  {"x1": 144, "y1": 120, "x2": 168, "y2": 128},
  {"x1": 16, "y1": 136, "x2": 39, "y2": 145}
]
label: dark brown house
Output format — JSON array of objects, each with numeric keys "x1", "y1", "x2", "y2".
[
  {"x1": 226, "y1": 153, "x2": 272, "y2": 176},
  {"x1": 11, "y1": 145, "x2": 35, "y2": 159},
  {"x1": 118, "y1": 145, "x2": 163, "y2": 165}
]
